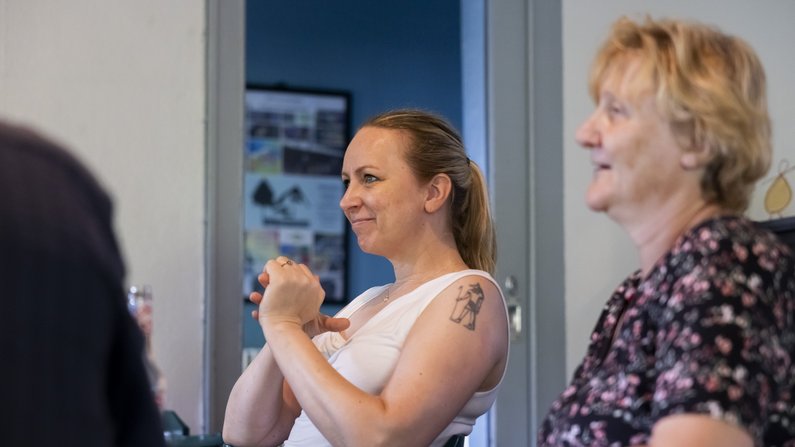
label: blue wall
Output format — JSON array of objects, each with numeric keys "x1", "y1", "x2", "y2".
[{"x1": 244, "y1": 1, "x2": 462, "y2": 343}]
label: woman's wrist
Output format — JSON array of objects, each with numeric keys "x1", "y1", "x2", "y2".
[{"x1": 260, "y1": 315, "x2": 304, "y2": 338}]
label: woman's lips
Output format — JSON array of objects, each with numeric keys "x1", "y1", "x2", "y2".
[{"x1": 350, "y1": 217, "x2": 375, "y2": 227}]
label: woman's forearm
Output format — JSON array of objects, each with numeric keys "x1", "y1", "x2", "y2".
[
  {"x1": 648, "y1": 414, "x2": 754, "y2": 447},
  {"x1": 223, "y1": 344, "x2": 299, "y2": 447},
  {"x1": 263, "y1": 321, "x2": 408, "y2": 447}
]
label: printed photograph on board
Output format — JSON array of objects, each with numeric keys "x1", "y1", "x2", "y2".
[{"x1": 243, "y1": 86, "x2": 350, "y2": 303}]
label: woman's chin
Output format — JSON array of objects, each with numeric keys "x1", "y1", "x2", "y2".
[
  {"x1": 355, "y1": 241, "x2": 388, "y2": 259},
  {"x1": 585, "y1": 191, "x2": 609, "y2": 213},
  {"x1": 355, "y1": 237, "x2": 376, "y2": 255}
]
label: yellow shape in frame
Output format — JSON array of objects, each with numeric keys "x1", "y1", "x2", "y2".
[
  {"x1": 764, "y1": 159, "x2": 794, "y2": 217},
  {"x1": 765, "y1": 175, "x2": 791, "y2": 215}
]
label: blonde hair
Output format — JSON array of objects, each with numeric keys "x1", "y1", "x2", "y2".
[
  {"x1": 589, "y1": 16, "x2": 771, "y2": 212},
  {"x1": 362, "y1": 109, "x2": 497, "y2": 274}
]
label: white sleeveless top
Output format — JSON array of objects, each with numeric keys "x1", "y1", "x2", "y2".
[{"x1": 285, "y1": 269, "x2": 509, "y2": 446}]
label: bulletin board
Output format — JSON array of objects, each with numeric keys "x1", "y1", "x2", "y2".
[{"x1": 243, "y1": 85, "x2": 351, "y2": 304}]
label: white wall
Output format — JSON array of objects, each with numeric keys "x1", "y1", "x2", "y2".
[
  {"x1": 0, "y1": 0, "x2": 207, "y2": 431},
  {"x1": 563, "y1": 0, "x2": 795, "y2": 375}
]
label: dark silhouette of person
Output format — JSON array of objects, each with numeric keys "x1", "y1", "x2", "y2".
[{"x1": 0, "y1": 120, "x2": 166, "y2": 446}]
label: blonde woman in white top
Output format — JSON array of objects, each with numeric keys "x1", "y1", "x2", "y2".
[{"x1": 223, "y1": 109, "x2": 509, "y2": 447}]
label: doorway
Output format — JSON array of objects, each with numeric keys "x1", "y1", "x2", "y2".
[{"x1": 205, "y1": 0, "x2": 567, "y2": 443}]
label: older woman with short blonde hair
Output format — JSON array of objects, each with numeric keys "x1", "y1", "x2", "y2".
[{"x1": 540, "y1": 16, "x2": 795, "y2": 447}]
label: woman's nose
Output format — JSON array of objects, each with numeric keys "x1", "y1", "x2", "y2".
[
  {"x1": 339, "y1": 183, "x2": 359, "y2": 211},
  {"x1": 575, "y1": 114, "x2": 600, "y2": 149}
]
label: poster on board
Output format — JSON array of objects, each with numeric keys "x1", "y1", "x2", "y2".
[{"x1": 243, "y1": 85, "x2": 350, "y2": 304}]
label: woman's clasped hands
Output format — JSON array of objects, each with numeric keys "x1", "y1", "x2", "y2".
[{"x1": 248, "y1": 256, "x2": 349, "y2": 338}]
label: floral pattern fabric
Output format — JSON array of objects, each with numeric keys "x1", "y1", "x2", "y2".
[{"x1": 539, "y1": 216, "x2": 795, "y2": 446}]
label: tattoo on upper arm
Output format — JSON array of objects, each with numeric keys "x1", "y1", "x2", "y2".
[{"x1": 449, "y1": 282, "x2": 485, "y2": 331}]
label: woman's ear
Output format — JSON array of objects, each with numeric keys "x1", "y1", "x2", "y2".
[
  {"x1": 424, "y1": 173, "x2": 453, "y2": 213},
  {"x1": 680, "y1": 143, "x2": 713, "y2": 170}
]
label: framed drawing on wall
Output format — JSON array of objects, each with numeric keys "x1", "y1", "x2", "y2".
[{"x1": 242, "y1": 85, "x2": 351, "y2": 304}]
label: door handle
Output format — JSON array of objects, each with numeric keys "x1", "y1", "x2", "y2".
[
  {"x1": 507, "y1": 301, "x2": 522, "y2": 341},
  {"x1": 503, "y1": 275, "x2": 522, "y2": 340}
]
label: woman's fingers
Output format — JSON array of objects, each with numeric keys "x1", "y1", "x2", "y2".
[
  {"x1": 297, "y1": 262, "x2": 315, "y2": 281},
  {"x1": 254, "y1": 256, "x2": 327, "y2": 326},
  {"x1": 257, "y1": 272, "x2": 270, "y2": 287},
  {"x1": 268, "y1": 256, "x2": 316, "y2": 282},
  {"x1": 250, "y1": 292, "x2": 262, "y2": 320},
  {"x1": 323, "y1": 316, "x2": 350, "y2": 333}
]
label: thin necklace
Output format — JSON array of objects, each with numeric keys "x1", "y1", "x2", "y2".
[
  {"x1": 383, "y1": 281, "x2": 405, "y2": 303},
  {"x1": 382, "y1": 274, "x2": 435, "y2": 303}
]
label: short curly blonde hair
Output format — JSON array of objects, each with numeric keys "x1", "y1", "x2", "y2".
[{"x1": 589, "y1": 16, "x2": 771, "y2": 212}]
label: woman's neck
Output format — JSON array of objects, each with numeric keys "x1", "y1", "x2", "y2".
[
  {"x1": 627, "y1": 202, "x2": 725, "y2": 276},
  {"x1": 390, "y1": 242, "x2": 468, "y2": 289}
]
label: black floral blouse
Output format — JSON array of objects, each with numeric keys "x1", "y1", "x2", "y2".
[{"x1": 539, "y1": 216, "x2": 795, "y2": 447}]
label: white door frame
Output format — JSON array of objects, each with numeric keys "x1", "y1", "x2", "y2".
[
  {"x1": 486, "y1": 0, "x2": 566, "y2": 444},
  {"x1": 205, "y1": 0, "x2": 245, "y2": 433}
]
